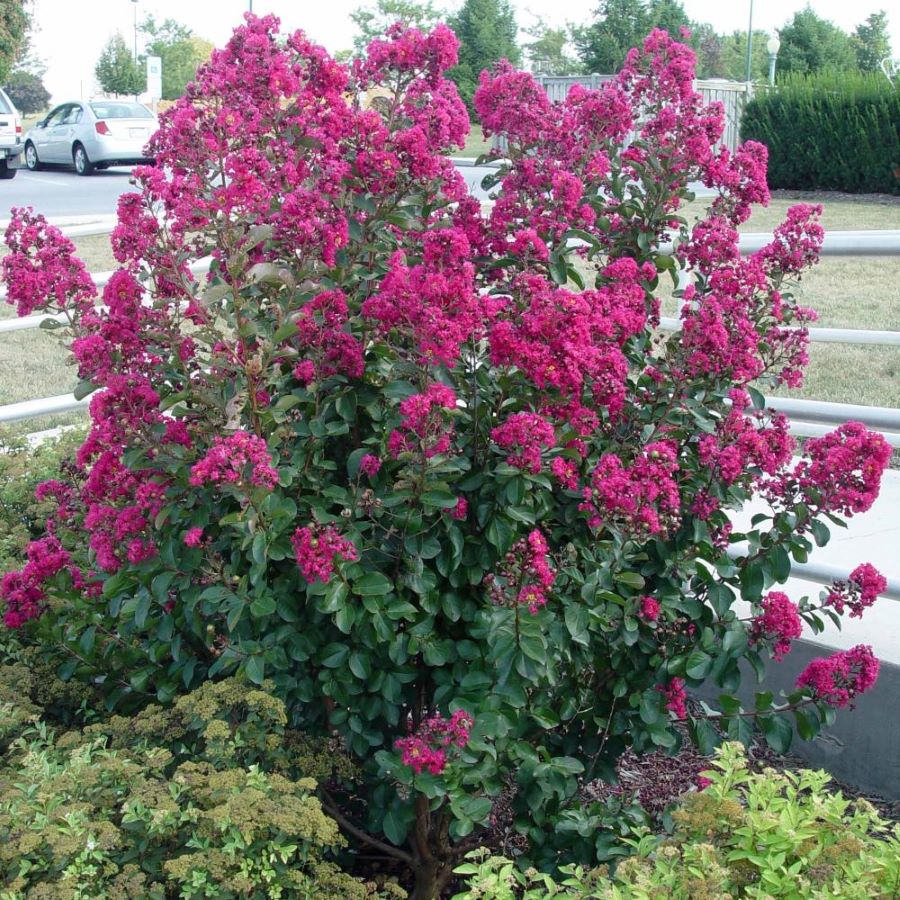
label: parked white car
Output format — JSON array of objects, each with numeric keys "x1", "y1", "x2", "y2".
[
  {"x1": 23, "y1": 100, "x2": 158, "y2": 176},
  {"x1": 0, "y1": 87, "x2": 24, "y2": 180}
]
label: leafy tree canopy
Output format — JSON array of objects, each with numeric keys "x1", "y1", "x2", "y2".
[
  {"x1": 449, "y1": 0, "x2": 520, "y2": 110},
  {"x1": 95, "y1": 32, "x2": 146, "y2": 97},
  {"x1": 0, "y1": 0, "x2": 29, "y2": 85},
  {"x1": 351, "y1": 0, "x2": 446, "y2": 55},
  {"x1": 852, "y1": 11, "x2": 891, "y2": 73},
  {"x1": 3, "y1": 69, "x2": 49, "y2": 114},
  {"x1": 140, "y1": 15, "x2": 213, "y2": 101},
  {"x1": 574, "y1": 0, "x2": 691, "y2": 74},
  {"x1": 523, "y1": 23, "x2": 580, "y2": 75},
  {"x1": 776, "y1": 7, "x2": 856, "y2": 75}
]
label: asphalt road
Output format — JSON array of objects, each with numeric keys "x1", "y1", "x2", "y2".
[
  {"x1": 0, "y1": 162, "x2": 499, "y2": 223},
  {"x1": 0, "y1": 165, "x2": 139, "y2": 220}
]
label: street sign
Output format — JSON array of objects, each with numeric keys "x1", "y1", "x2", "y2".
[{"x1": 147, "y1": 56, "x2": 162, "y2": 100}]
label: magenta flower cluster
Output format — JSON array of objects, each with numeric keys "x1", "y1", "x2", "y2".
[
  {"x1": 796, "y1": 645, "x2": 879, "y2": 708},
  {"x1": 580, "y1": 441, "x2": 680, "y2": 537},
  {"x1": 291, "y1": 525, "x2": 359, "y2": 584},
  {"x1": 395, "y1": 709, "x2": 474, "y2": 775},
  {"x1": 826, "y1": 563, "x2": 887, "y2": 618},
  {"x1": 189, "y1": 431, "x2": 279, "y2": 490},
  {"x1": 749, "y1": 591, "x2": 803, "y2": 661}
]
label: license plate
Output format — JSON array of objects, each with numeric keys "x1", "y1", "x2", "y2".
[{"x1": 129, "y1": 128, "x2": 148, "y2": 138}]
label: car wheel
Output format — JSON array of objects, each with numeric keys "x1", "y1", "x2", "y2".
[
  {"x1": 73, "y1": 143, "x2": 94, "y2": 176},
  {"x1": 24, "y1": 142, "x2": 40, "y2": 171},
  {"x1": 0, "y1": 160, "x2": 16, "y2": 180}
]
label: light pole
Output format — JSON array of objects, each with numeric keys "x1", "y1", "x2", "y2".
[
  {"x1": 744, "y1": 0, "x2": 754, "y2": 83},
  {"x1": 131, "y1": 0, "x2": 139, "y2": 61},
  {"x1": 767, "y1": 34, "x2": 781, "y2": 87}
]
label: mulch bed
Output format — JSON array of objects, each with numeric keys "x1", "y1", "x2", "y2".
[{"x1": 585, "y1": 723, "x2": 900, "y2": 826}]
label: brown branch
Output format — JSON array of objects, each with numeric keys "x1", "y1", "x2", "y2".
[{"x1": 319, "y1": 787, "x2": 414, "y2": 866}]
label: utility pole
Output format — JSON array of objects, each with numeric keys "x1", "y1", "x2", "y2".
[
  {"x1": 131, "y1": 0, "x2": 139, "y2": 61},
  {"x1": 744, "y1": 0, "x2": 754, "y2": 83}
]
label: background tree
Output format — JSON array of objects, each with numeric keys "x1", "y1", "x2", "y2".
[
  {"x1": 449, "y1": 0, "x2": 520, "y2": 110},
  {"x1": 0, "y1": 0, "x2": 29, "y2": 85},
  {"x1": 95, "y1": 33, "x2": 145, "y2": 97},
  {"x1": 574, "y1": 0, "x2": 692, "y2": 74},
  {"x1": 690, "y1": 22, "x2": 725, "y2": 79},
  {"x1": 351, "y1": 0, "x2": 446, "y2": 55},
  {"x1": 3, "y1": 70, "x2": 48, "y2": 114},
  {"x1": 852, "y1": 11, "x2": 891, "y2": 73},
  {"x1": 718, "y1": 29, "x2": 770, "y2": 82},
  {"x1": 776, "y1": 8, "x2": 856, "y2": 75},
  {"x1": 523, "y1": 23, "x2": 580, "y2": 74},
  {"x1": 140, "y1": 16, "x2": 213, "y2": 100},
  {"x1": 3, "y1": 5, "x2": 49, "y2": 116}
]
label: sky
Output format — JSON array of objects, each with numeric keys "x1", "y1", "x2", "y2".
[{"x1": 30, "y1": 0, "x2": 900, "y2": 105}]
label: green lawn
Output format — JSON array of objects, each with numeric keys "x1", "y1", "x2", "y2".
[
  {"x1": 674, "y1": 198, "x2": 900, "y2": 409},
  {"x1": 459, "y1": 124, "x2": 493, "y2": 158}
]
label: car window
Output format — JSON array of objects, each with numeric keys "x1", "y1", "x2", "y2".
[
  {"x1": 43, "y1": 106, "x2": 69, "y2": 127},
  {"x1": 62, "y1": 106, "x2": 83, "y2": 125},
  {"x1": 0, "y1": 91, "x2": 12, "y2": 115},
  {"x1": 89, "y1": 102, "x2": 153, "y2": 120}
]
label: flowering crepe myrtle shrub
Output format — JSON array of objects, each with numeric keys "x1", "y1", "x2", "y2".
[{"x1": 0, "y1": 16, "x2": 892, "y2": 898}]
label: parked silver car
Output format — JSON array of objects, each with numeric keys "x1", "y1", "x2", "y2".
[
  {"x1": 23, "y1": 100, "x2": 157, "y2": 176},
  {"x1": 0, "y1": 87, "x2": 24, "y2": 179}
]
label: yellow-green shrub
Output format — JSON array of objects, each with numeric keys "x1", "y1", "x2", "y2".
[
  {"x1": 453, "y1": 742, "x2": 900, "y2": 899},
  {"x1": 0, "y1": 676, "x2": 404, "y2": 899}
]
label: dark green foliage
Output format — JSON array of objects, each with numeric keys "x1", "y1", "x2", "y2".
[
  {"x1": 0, "y1": 0, "x2": 28, "y2": 85},
  {"x1": 3, "y1": 68, "x2": 49, "y2": 114},
  {"x1": 573, "y1": 0, "x2": 691, "y2": 75},
  {"x1": 140, "y1": 15, "x2": 214, "y2": 100},
  {"x1": 94, "y1": 32, "x2": 146, "y2": 97},
  {"x1": 448, "y1": 0, "x2": 520, "y2": 110},
  {"x1": 775, "y1": 8, "x2": 856, "y2": 76},
  {"x1": 742, "y1": 73, "x2": 900, "y2": 194}
]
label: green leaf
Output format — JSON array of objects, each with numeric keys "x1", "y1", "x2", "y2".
[
  {"x1": 250, "y1": 594, "x2": 276, "y2": 618},
  {"x1": 245, "y1": 656, "x2": 265, "y2": 685},
  {"x1": 421, "y1": 489, "x2": 459, "y2": 509},
  {"x1": 273, "y1": 320, "x2": 299, "y2": 342},
  {"x1": 320, "y1": 643, "x2": 350, "y2": 668},
  {"x1": 760, "y1": 712, "x2": 793, "y2": 753},
  {"x1": 353, "y1": 572, "x2": 393, "y2": 597},
  {"x1": 74, "y1": 379, "x2": 99, "y2": 401},
  {"x1": 382, "y1": 807, "x2": 408, "y2": 845},
  {"x1": 685, "y1": 650, "x2": 713, "y2": 680},
  {"x1": 614, "y1": 571, "x2": 645, "y2": 590},
  {"x1": 549, "y1": 251, "x2": 568, "y2": 285}
]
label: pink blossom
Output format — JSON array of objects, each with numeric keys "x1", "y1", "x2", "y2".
[
  {"x1": 491, "y1": 412, "x2": 555, "y2": 473},
  {"x1": 796, "y1": 645, "x2": 879, "y2": 708},
  {"x1": 395, "y1": 708, "x2": 474, "y2": 775},
  {"x1": 183, "y1": 527, "x2": 204, "y2": 548},
  {"x1": 639, "y1": 596, "x2": 660, "y2": 622},
  {"x1": 189, "y1": 431, "x2": 279, "y2": 490},
  {"x1": 291, "y1": 525, "x2": 358, "y2": 584},
  {"x1": 658, "y1": 678, "x2": 687, "y2": 719},
  {"x1": 749, "y1": 591, "x2": 802, "y2": 661},
  {"x1": 581, "y1": 441, "x2": 680, "y2": 537},
  {"x1": 826, "y1": 563, "x2": 887, "y2": 618},
  {"x1": 359, "y1": 454, "x2": 382, "y2": 478}
]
